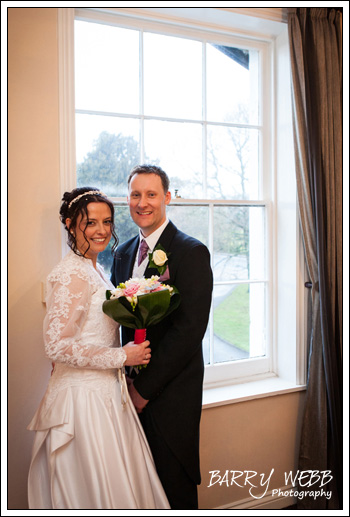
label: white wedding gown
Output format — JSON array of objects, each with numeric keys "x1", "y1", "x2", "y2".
[{"x1": 27, "y1": 251, "x2": 170, "y2": 509}]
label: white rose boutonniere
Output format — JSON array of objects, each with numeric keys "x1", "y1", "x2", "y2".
[
  {"x1": 148, "y1": 244, "x2": 170, "y2": 276},
  {"x1": 153, "y1": 249, "x2": 167, "y2": 266}
]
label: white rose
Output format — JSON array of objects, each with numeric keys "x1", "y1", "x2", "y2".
[{"x1": 152, "y1": 249, "x2": 168, "y2": 266}]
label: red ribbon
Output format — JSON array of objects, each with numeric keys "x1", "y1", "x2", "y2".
[{"x1": 134, "y1": 328, "x2": 147, "y2": 344}]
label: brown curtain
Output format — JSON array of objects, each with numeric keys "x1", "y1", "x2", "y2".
[{"x1": 288, "y1": 8, "x2": 343, "y2": 509}]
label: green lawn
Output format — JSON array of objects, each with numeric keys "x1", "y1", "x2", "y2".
[{"x1": 213, "y1": 284, "x2": 250, "y2": 351}]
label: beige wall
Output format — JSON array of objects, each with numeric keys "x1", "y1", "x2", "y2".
[
  {"x1": 199, "y1": 392, "x2": 305, "y2": 508},
  {"x1": 7, "y1": 7, "x2": 305, "y2": 510},
  {"x1": 8, "y1": 7, "x2": 61, "y2": 509}
]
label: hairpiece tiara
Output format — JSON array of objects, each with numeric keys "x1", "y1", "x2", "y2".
[{"x1": 68, "y1": 190, "x2": 107, "y2": 209}]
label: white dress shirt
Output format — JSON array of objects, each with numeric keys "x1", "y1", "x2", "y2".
[{"x1": 132, "y1": 219, "x2": 169, "y2": 278}]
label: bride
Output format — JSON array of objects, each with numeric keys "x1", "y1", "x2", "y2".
[{"x1": 27, "y1": 187, "x2": 170, "y2": 509}]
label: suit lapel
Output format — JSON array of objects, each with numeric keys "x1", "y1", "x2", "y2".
[
  {"x1": 144, "y1": 221, "x2": 178, "y2": 279},
  {"x1": 122, "y1": 236, "x2": 139, "y2": 280},
  {"x1": 154, "y1": 220, "x2": 177, "y2": 250}
]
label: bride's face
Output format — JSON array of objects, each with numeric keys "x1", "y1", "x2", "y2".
[{"x1": 67, "y1": 202, "x2": 113, "y2": 263}]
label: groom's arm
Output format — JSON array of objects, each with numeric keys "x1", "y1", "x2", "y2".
[{"x1": 132, "y1": 242, "x2": 213, "y2": 401}]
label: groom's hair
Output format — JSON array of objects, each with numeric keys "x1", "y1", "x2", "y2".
[{"x1": 128, "y1": 164, "x2": 170, "y2": 194}]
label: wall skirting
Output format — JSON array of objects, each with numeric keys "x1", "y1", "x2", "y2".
[{"x1": 213, "y1": 485, "x2": 297, "y2": 510}]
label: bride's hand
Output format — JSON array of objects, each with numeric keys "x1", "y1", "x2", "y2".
[{"x1": 123, "y1": 340, "x2": 151, "y2": 366}]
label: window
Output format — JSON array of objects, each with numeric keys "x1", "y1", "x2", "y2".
[{"x1": 60, "y1": 8, "x2": 305, "y2": 390}]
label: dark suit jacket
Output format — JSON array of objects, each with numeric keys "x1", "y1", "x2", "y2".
[{"x1": 111, "y1": 220, "x2": 213, "y2": 485}]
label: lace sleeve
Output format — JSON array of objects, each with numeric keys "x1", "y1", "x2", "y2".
[{"x1": 43, "y1": 266, "x2": 127, "y2": 369}]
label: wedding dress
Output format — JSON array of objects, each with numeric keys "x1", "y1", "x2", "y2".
[{"x1": 27, "y1": 251, "x2": 169, "y2": 509}]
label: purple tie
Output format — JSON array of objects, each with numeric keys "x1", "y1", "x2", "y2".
[{"x1": 138, "y1": 239, "x2": 149, "y2": 266}]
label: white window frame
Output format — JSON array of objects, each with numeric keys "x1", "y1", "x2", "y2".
[{"x1": 58, "y1": 7, "x2": 307, "y2": 402}]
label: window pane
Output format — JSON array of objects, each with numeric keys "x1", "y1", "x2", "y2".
[
  {"x1": 207, "y1": 44, "x2": 259, "y2": 125},
  {"x1": 167, "y1": 205, "x2": 209, "y2": 246},
  {"x1": 144, "y1": 33, "x2": 202, "y2": 120},
  {"x1": 75, "y1": 21, "x2": 139, "y2": 114},
  {"x1": 213, "y1": 282, "x2": 265, "y2": 363},
  {"x1": 144, "y1": 120, "x2": 203, "y2": 199},
  {"x1": 213, "y1": 206, "x2": 265, "y2": 282},
  {"x1": 98, "y1": 205, "x2": 209, "y2": 280},
  {"x1": 76, "y1": 114, "x2": 140, "y2": 197},
  {"x1": 207, "y1": 125, "x2": 260, "y2": 200},
  {"x1": 97, "y1": 241, "x2": 115, "y2": 276},
  {"x1": 114, "y1": 204, "x2": 139, "y2": 245},
  {"x1": 203, "y1": 327, "x2": 210, "y2": 365}
]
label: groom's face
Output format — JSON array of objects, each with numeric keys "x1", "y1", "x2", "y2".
[{"x1": 127, "y1": 173, "x2": 171, "y2": 237}]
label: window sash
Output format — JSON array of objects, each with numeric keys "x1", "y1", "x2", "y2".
[
  {"x1": 74, "y1": 15, "x2": 269, "y2": 203},
  {"x1": 110, "y1": 198, "x2": 271, "y2": 379},
  {"x1": 70, "y1": 9, "x2": 276, "y2": 385}
]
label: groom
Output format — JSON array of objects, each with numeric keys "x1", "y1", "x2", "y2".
[{"x1": 111, "y1": 164, "x2": 213, "y2": 509}]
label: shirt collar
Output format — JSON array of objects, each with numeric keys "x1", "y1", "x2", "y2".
[{"x1": 139, "y1": 218, "x2": 169, "y2": 252}]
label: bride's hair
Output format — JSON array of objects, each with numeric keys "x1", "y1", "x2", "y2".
[{"x1": 60, "y1": 187, "x2": 119, "y2": 257}]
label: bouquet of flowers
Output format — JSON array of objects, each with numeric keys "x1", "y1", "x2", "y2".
[{"x1": 103, "y1": 276, "x2": 180, "y2": 362}]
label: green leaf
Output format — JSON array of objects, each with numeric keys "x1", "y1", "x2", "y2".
[
  {"x1": 153, "y1": 243, "x2": 167, "y2": 254},
  {"x1": 102, "y1": 296, "x2": 143, "y2": 328},
  {"x1": 148, "y1": 262, "x2": 167, "y2": 275},
  {"x1": 103, "y1": 287, "x2": 181, "y2": 330},
  {"x1": 137, "y1": 290, "x2": 171, "y2": 327}
]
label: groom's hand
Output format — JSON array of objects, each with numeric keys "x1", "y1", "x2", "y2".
[{"x1": 128, "y1": 381, "x2": 149, "y2": 413}]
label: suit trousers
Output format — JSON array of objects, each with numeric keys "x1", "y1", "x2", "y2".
[{"x1": 139, "y1": 409, "x2": 198, "y2": 510}]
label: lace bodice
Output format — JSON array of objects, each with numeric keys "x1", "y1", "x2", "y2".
[{"x1": 44, "y1": 251, "x2": 126, "y2": 369}]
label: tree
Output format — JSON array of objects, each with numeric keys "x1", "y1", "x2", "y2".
[
  {"x1": 76, "y1": 120, "x2": 252, "y2": 276},
  {"x1": 77, "y1": 132, "x2": 143, "y2": 273},
  {"x1": 186, "y1": 106, "x2": 252, "y2": 276},
  {"x1": 207, "y1": 127, "x2": 250, "y2": 260},
  {"x1": 77, "y1": 131, "x2": 140, "y2": 197}
]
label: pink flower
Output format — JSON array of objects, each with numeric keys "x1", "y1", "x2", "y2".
[
  {"x1": 123, "y1": 283, "x2": 141, "y2": 298},
  {"x1": 109, "y1": 276, "x2": 174, "y2": 308}
]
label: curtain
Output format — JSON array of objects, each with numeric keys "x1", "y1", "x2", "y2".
[{"x1": 288, "y1": 8, "x2": 343, "y2": 509}]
